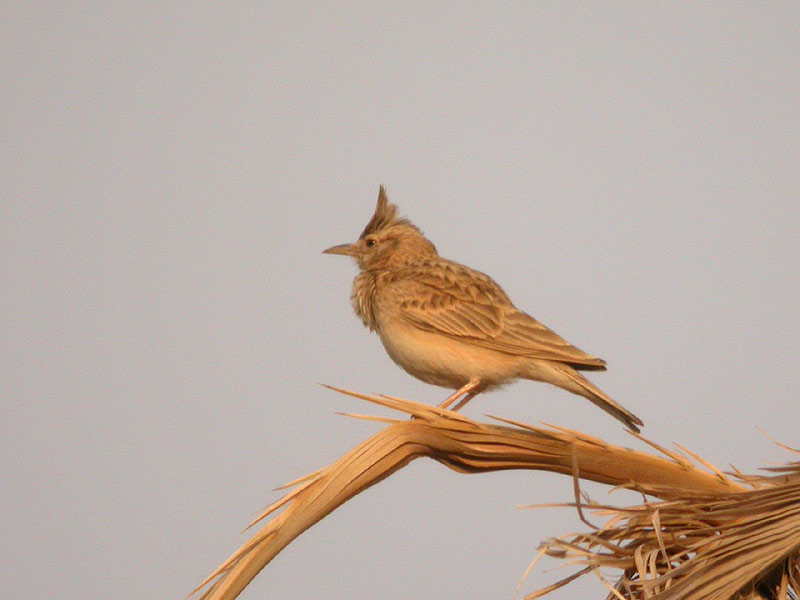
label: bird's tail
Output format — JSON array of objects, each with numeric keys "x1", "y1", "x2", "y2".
[{"x1": 545, "y1": 362, "x2": 644, "y2": 433}]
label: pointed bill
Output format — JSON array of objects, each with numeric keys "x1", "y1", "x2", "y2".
[{"x1": 322, "y1": 243, "x2": 357, "y2": 256}]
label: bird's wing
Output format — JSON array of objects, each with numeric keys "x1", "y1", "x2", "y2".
[
  {"x1": 479, "y1": 309, "x2": 606, "y2": 368},
  {"x1": 391, "y1": 262, "x2": 606, "y2": 368}
]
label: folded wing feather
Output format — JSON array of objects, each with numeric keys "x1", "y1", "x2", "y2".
[{"x1": 391, "y1": 262, "x2": 606, "y2": 369}]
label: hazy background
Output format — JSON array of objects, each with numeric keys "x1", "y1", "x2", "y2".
[{"x1": 3, "y1": 4, "x2": 799, "y2": 599}]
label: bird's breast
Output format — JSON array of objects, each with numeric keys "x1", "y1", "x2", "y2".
[{"x1": 351, "y1": 272, "x2": 378, "y2": 330}]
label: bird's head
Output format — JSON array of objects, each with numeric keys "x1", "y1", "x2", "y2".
[{"x1": 324, "y1": 186, "x2": 437, "y2": 270}]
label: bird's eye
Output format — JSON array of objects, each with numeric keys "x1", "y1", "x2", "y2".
[{"x1": 365, "y1": 238, "x2": 376, "y2": 247}]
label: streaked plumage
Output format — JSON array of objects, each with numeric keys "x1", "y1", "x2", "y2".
[{"x1": 324, "y1": 186, "x2": 643, "y2": 432}]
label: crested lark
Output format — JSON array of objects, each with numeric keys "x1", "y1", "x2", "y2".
[{"x1": 324, "y1": 186, "x2": 643, "y2": 432}]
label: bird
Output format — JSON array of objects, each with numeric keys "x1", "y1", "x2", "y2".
[{"x1": 323, "y1": 186, "x2": 643, "y2": 432}]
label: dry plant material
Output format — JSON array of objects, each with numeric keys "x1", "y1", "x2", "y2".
[
  {"x1": 530, "y1": 466, "x2": 800, "y2": 600},
  {"x1": 191, "y1": 388, "x2": 797, "y2": 600}
]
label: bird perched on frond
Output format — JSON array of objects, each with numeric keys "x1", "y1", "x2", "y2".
[{"x1": 324, "y1": 186, "x2": 643, "y2": 432}]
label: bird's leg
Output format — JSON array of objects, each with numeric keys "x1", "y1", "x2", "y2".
[
  {"x1": 438, "y1": 378, "x2": 481, "y2": 410},
  {"x1": 450, "y1": 392, "x2": 478, "y2": 412}
]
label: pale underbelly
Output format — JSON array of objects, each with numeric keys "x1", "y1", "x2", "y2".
[{"x1": 376, "y1": 321, "x2": 526, "y2": 390}]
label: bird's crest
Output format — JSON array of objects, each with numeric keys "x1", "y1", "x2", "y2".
[{"x1": 359, "y1": 185, "x2": 415, "y2": 239}]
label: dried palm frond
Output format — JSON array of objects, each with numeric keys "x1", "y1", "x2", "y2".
[
  {"x1": 190, "y1": 388, "x2": 796, "y2": 600},
  {"x1": 531, "y1": 464, "x2": 800, "y2": 600}
]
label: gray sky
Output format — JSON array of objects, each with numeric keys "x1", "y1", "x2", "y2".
[{"x1": 3, "y1": 4, "x2": 799, "y2": 599}]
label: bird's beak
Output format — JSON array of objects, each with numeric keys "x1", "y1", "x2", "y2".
[{"x1": 322, "y1": 243, "x2": 357, "y2": 257}]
